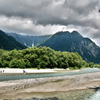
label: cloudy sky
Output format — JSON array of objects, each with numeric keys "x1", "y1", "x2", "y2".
[{"x1": 0, "y1": 0, "x2": 100, "y2": 45}]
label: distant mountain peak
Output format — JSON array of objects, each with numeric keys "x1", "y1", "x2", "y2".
[
  {"x1": 70, "y1": 31, "x2": 83, "y2": 38},
  {"x1": 71, "y1": 30, "x2": 79, "y2": 33},
  {"x1": 54, "y1": 31, "x2": 83, "y2": 37},
  {"x1": 71, "y1": 31, "x2": 82, "y2": 35},
  {"x1": 54, "y1": 31, "x2": 70, "y2": 36}
]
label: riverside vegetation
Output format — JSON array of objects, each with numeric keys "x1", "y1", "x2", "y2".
[{"x1": 0, "y1": 46, "x2": 99, "y2": 69}]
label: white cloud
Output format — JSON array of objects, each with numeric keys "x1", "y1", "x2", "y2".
[
  {"x1": 0, "y1": 0, "x2": 99, "y2": 45},
  {"x1": 0, "y1": 15, "x2": 66, "y2": 36}
]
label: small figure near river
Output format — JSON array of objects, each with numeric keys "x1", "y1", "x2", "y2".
[
  {"x1": 23, "y1": 70, "x2": 26, "y2": 74},
  {"x1": 0, "y1": 70, "x2": 4, "y2": 73}
]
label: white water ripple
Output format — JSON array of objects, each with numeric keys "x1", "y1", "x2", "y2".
[{"x1": 86, "y1": 90, "x2": 100, "y2": 100}]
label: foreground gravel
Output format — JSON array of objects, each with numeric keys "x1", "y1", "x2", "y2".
[{"x1": 0, "y1": 71, "x2": 100, "y2": 94}]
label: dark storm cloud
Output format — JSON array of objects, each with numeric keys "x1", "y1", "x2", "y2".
[
  {"x1": 64, "y1": 0, "x2": 98, "y2": 15},
  {"x1": 0, "y1": 0, "x2": 53, "y2": 21},
  {"x1": 0, "y1": 0, "x2": 98, "y2": 26},
  {"x1": 0, "y1": 0, "x2": 100, "y2": 45}
]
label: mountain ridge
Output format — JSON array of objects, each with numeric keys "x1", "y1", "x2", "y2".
[
  {"x1": 6, "y1": 33, "x2": 51, "y2": 47},
  {"x1": 39, "y1": 31, "x2": 100, "y2": 63}
]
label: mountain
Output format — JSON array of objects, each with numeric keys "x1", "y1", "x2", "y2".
[
  {"x1": 6, "y1": 33, "x2": 51, "y2": 47},
  {"x1": 0, "y1": 30, "x2": 27, "y2": 50},
  {"x1": 39, "y1": 31, "x2": 100, "y2": 63}
]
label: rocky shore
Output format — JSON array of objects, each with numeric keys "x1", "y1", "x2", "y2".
[{"x1": 0, "y1": 71, "x2": 100, "y2": 99}]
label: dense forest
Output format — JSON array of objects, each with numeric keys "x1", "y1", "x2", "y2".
[{"x1": 0, "y1": 47, "x2": 99, "y2": 69}]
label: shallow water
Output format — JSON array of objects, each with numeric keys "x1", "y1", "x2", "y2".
[
  {"x1": 21, "y1": 89, "x2": 100, "y2": 100},
  {"x1": 0, "y1": 68, "x2": 100, "y2": 81},
  {"x1": 13, "y1": 89, "x2": 98, "y2": 100},
  {"x1": 86, "y1": 90, "x2": 100, "y2": 100}
]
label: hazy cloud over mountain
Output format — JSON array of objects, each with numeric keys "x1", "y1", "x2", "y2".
[{"x1": 0, "y1": 0, "x2": 100, "y2": 45}]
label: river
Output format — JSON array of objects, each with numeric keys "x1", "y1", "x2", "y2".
[{"x1": 0, "y1": 68, "x2": 100, "y2": 81}]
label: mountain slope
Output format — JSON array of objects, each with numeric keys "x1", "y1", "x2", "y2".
[
  {"x1": 6, "y1": 33, "x2": 51, "y2": 47},
  {"x1": 0, "y1": 30, "x2": 27, "y2": 50},
  {"x1": 40, "y1": 31, "x2": 100, "y2": 63}
]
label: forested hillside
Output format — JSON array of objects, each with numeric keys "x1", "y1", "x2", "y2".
[{"x1": 0, "y1": 30, "x2": 27, "y2": 50}]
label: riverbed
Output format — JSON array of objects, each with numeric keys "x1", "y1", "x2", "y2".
[{"x1": 0, "y1": 68, "x2": 100, "y2": 100}]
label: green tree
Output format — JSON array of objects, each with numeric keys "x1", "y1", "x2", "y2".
[{"x1": 9, "y1": 59, "x2": 26, "y2": 68}]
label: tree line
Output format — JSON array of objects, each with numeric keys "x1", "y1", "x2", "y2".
[{"x1": 0, "y1": 47, "x2": 99, "y2": 69}]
